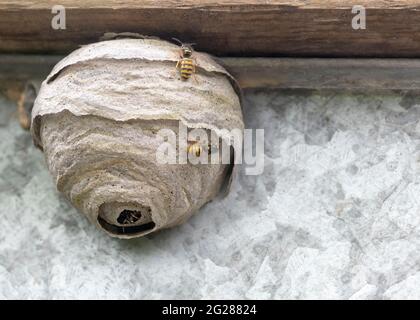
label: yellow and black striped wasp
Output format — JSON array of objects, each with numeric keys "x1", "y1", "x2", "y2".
[
  {"x1": 187, "y1": 140, "x2": 220, "y2": 161},
  {"x1": 172, "y1": 38, "x2": 198, "y2": 82}
]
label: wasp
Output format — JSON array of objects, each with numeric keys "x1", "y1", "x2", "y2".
[
  {"x1": 187, "y1": 141, "x2": 203, "y2": 157},
  {"x1": 172, "y1": 38, "x2": 198, "y2": 82},
  {"x1": 187, "y1": 141, "x2": 219, "y2": 159}
]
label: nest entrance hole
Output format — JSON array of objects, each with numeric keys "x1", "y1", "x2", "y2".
[
  {"x1": 117, "y1": 209, "x2": 142, "y2": 225},
  {"x1": 98, "y1": 204, "x2": 155, "y2": 236}
]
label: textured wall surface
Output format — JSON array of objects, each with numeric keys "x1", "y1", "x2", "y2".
[{"x1": 1, "y1": 89, "x2": 420, "y2": 299}]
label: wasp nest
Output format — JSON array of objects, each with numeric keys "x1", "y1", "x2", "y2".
[{"x1": 31, "y1": 39, "x2": 243, "y2": 238}]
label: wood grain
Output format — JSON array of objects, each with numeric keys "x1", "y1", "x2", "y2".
[{"x1": 1, "y1": 1, "x2": 420, "y2": 57}]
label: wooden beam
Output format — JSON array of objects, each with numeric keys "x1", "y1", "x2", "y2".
[
  {"x1": 2, "y1": 1, "x2": 420, "y2": 57},
  {"x1": 0, "y1": 54, "x2": 61, "y2": 101},
  {"x1": 2, "y1": 54, "x2": 420, "y2": 94},
  {"x1": 222, "y1": 58, "x2": 420, "y2": 90}
]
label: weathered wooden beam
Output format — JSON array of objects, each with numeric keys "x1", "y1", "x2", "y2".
[
  {"x1": 2, "y1": 54, "x2": 420, "y2": 94},
  {"x1": 1, "y1": 1, "x2": 420, "y2": 57},
  {"x1": 0, "y1": 54, "x2": 61, "y2": 101},
  {"x1": 222, "y1": 58, "x2": 420, "y2": 90}
]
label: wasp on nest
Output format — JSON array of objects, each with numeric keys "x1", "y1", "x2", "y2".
[
  {"x1": 173, "y1": 38, "x2": 198, "y2": 82},
  {"x1": 31, "y1": 38, "x2": 243, "y2": 239}
]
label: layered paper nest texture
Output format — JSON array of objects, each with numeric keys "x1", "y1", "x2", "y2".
[{"x1": 31, "y1": 39, "x2": 244, "y2": 238}]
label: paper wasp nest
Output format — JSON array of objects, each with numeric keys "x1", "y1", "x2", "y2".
[{"x1": 31, "y1": 39, "x2": 243, "y2": 238}]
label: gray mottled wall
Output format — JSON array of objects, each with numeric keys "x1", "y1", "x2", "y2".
[{"x1": 1, "y1": 89, "x2": 420, "y2": 299}]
